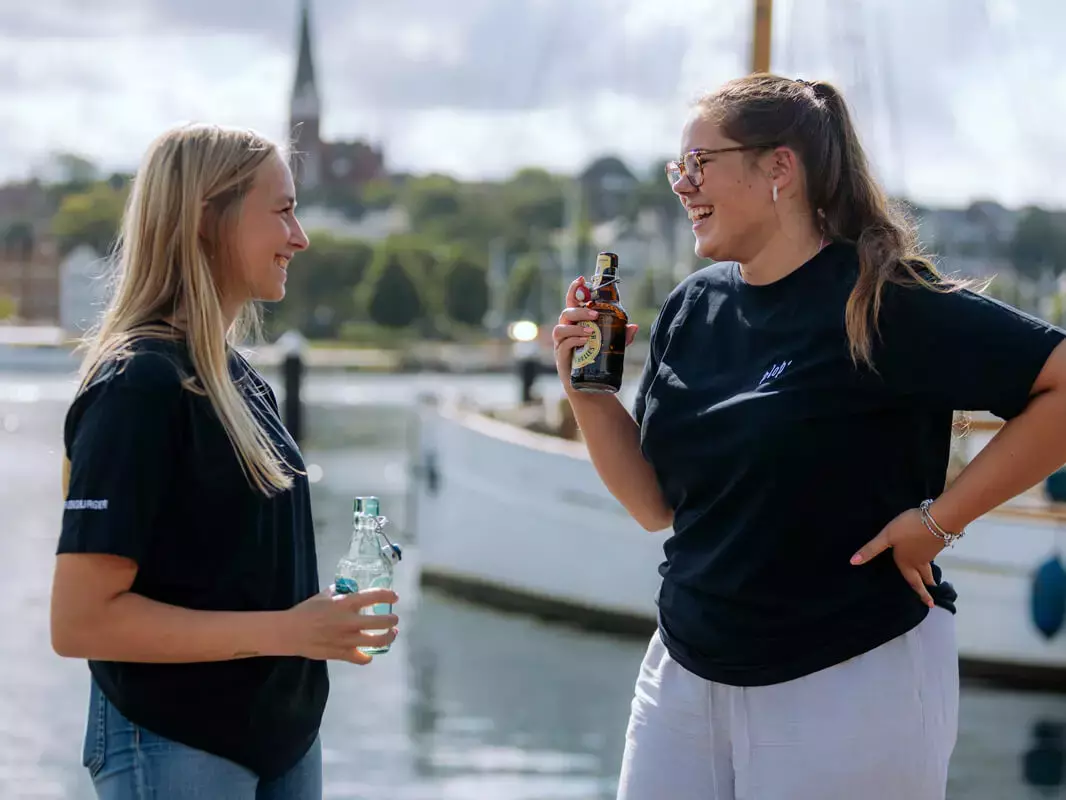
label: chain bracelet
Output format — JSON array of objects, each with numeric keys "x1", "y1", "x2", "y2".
[{"x1": 919, "y1": 499, "x2": 965, "y2": 548}]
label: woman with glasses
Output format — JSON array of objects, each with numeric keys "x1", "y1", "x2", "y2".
[{"x1": 552, "y1": 74, "x2": 1066, "y2": 799}]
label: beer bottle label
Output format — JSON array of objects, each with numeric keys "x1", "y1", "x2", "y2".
[{"x1": 571, "y1": 322, "x2": 602, "y2": 369}]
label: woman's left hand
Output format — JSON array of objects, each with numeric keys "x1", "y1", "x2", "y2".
[{"x1": 850, "y1": 508, "x2": 946, "y2": 608}]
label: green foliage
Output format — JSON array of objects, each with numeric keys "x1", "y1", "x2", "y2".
[
  {"x1": 358, "y1": 242, "x2": 425, "y2": 329},
  {"x1": 635, "y1": 269, "x2": 659, "y2": 310},
  {"x1": 2, "y1": 222, "x2": 35, "y2": 259},
  {"x1": 1011, "y1": 207, "x2": 1066, "y2": 277},
  {"x1": 0, "y1": 292, "x2": 16, "y2": 321},
  {"x1": 51, "y1": 182, "x2": 128, "y2": 255},
  {"x1": 442, "y1": 250, "x2": 490, "y2": 327},
  {"x1": 402, "y1": 174, "x2": 464, "y2": 237},
  {"x1": 361, "y1": 178, "x2": 401, "y2": 210},
  {"x1": 269, "y1": 232, "x2": 374, "y2": 338},
  {"x1": 506, "y1": 253, "x2": 544, "y2": 321}
]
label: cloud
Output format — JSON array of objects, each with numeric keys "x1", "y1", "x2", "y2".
[
  {"x1": 0, "y1": 31, "x2": 291, "y2": 179},
  {"x1": 0, "y1": 0, "x2": 1063, "y2": 209}
]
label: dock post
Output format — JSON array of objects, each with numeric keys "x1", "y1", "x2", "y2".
[{"x1": 277, "y1": 330, "x2": 307, "y2": 446}]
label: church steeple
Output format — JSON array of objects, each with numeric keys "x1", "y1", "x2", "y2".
[
  {"x1": 293, "y1": 0, "x2": 318, "y2": 107},
  {"x1": 289, "y1": 0, "x2": 322, "y2": 188}
]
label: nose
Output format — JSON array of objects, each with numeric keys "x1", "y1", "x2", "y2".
[
  {"x1": 671, "y1": 174, "x2": 694, "y2": 200},
  {"x1": 290, "y1": 216, "x2": 310, "y2": 251}
]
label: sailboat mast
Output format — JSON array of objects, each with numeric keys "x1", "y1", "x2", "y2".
[{"x1": 751, "y1": 0, "x2": 773, "y2": 73}]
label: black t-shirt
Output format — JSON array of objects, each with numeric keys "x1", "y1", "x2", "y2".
[
  {"x1": 57, "y1": 335, "x2": 327, "y2": 778},
  {"x1": 634, "y1": 242, "x2": 1065, "y2": 687}
]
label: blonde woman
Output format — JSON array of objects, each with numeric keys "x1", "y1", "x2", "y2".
[{"x1": 50, "y1": 123, "x2": 397, "y2": 799}]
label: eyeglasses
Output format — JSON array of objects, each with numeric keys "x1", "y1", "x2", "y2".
[{"x1": 665, "y1": 144, "x2": 780, "y2": 188}]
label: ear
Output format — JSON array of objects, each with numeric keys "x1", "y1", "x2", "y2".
[{"x1": 763, "y1": 146, "x2": 801, "y2": 192}]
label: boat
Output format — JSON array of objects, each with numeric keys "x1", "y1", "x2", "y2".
[
  {"x1": 411, "y1": 398, "x2": 1066, "y2": 686},
  {"x1": 410, "y1": 0, "x2": 1066, "y2": 687}
]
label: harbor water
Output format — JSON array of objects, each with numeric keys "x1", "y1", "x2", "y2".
[{"x1": 3, "y1": 367, "x2": 1066, "y2": 799}]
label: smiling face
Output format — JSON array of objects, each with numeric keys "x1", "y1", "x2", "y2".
[
  {"x1": 671, "y1": 111, "x2": 784, "y2": 263},
  {"x1": 226, "y1": 151, "x2": 309, "y2": 306}
]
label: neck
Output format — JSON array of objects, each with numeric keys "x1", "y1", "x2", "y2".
[
  {"x1": 220, "y1": 301, "x2": 241, "y2": 332},
  {"x1": 163, "y1": 301, "x2": 238, "y2": 339},
  {"x1": 738, "y1": 225, "x2": 826, "y2": 286}
]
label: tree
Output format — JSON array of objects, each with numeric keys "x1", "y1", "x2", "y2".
[
  {"x1": 51, "y1": 182, "x2": 128, "y2": 255},
  {"x1": 442, "y1": 252, "x2": 490, "y2": 327},
  {"x1": 268, "y1": 233, "x2": 374, "y2": 338},
  {"x1": 44, "y1": 152, "x2": 99, "y2": 189},
  {"x1": 2, "y1": 222, "x2": 35, "y2": 260},
  {"x1": 500, "y1": 168, "x2": 567, "y2": 240},
  {"x1": 506, "y1": 253, "x2": 544, "y2": 320},
  {"x1": 0, "y1": 292, "x2": 16, "y2": 321},
  {"x1": 361, "y1": 178, "x2": 401, "y2": 210},
  {"x1": 402, "y1": 174, "x2": 464, "y2": 235},
  {"x1": 359, "y1": 244, "x2": 424, "y2": 328},
  {"x1": 1010, "y1": 207, "x2": 1066, "y2": 278},
  {"x1": 636, "y1": 268, "x2": 660, "y2": 311}
]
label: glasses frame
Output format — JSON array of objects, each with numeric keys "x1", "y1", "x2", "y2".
[{"x1": 665, "y1": 144, "x2": 781, "y2": 188}]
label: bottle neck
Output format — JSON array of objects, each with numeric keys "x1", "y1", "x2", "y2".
[
  {"x1": 591, "y1": 268, "x2": 620, "y2": 303},
  {"x1": 348, "y1": 514, "x2": 383, "y2": 557}
]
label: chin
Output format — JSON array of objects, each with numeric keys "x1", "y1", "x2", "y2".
[
  {"x1": 255, "y1": 286, "x2": 286, "y2": 304},
  {"x1": 695, "y1": 235, "x2": 728, "y2": 262}
]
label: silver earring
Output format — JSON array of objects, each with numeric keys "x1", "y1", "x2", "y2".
[{"x1": 772, "y1": 185, "x2": 779, "y2": 203}]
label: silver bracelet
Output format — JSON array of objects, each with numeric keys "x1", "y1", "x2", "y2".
[{"x1": 919, "y1": 499, "x2": 965, "y2": 548}]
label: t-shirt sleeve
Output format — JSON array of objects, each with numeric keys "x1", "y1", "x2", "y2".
[
  {"x1": 873, "y1": 279, "x2": 1066, "y2": 420},
  {"x1": 58, "y1": 359, "x2": 183, "y2": 564}
]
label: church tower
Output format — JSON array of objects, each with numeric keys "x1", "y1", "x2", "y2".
[{"x1": 289, "y1": 0, "x2": 322, "y2": 189}]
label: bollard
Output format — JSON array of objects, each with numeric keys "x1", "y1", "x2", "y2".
[
  {"x1": 507, "y1": 320, "x2": 541, "y2": 406},
  {"x1": 512, "y1": 339, "x2": 540, "y2": 406},
  {"x1": 277, "y1": 330, "x2": 307, "y2": 447},
  {"x1": 518, "y1": 356, "x2": 537, "y2": 404}
]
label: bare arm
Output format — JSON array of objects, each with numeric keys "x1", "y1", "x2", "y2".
[
  {"x1": 931, "y1": 340, "x2": 1066, "y2": 532},
  {"x1": 554, "y1": 277, "x2": 673, "y2": 532},
  {"x1": 51, "y1": 553, "x2": 398, "y2": 665}
]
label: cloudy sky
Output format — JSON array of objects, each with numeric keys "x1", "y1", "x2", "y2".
[{"x1": 2, "y1": 0, "x2": 1063, "y2": 208}]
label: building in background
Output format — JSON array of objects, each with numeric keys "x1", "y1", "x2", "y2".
[
  {"x1": 59, "y1": 245, "x2": 110, "y2": 334},
  {"x1": 288, "y1": 0, "x2": 386, "y2": 193},
  {"x1": 0, "y1": 225, "x2": 60, "y2": 324}
]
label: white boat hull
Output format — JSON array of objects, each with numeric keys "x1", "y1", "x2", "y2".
[{"x1": 412, "y1": 399, "x2": 1066, "y2": 682}]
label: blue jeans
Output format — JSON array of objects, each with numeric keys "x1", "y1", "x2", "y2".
[{"x1": 82, "y1": 679, "x2": 322, "y2": 799}]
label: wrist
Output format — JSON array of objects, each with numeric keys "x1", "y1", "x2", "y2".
[
  {"x1": 563, "y1": 385, "x2": 617, "y2": 407},
  {"x1": 254, "y1": 610, "x2": 296, "y2": 658},
  {"x1": 927, "y1": 496, "x2": 968, "y2": 536}
]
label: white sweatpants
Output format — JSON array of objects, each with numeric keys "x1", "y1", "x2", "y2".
[{"x1": 617, "y1": 607, "x2": 959, "y2": 800}]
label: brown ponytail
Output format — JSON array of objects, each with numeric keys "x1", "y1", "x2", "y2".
[{"x1": 698, "y1": 75, "x2": 976, "y2": 369}]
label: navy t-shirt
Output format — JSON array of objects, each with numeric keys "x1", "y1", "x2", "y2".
[
  {"x1": 57, "y1": 334, "x2": 327, "y2": 778},
  {"x1": 634, "y1": 242, "x2": 1065, "y2": 686}
]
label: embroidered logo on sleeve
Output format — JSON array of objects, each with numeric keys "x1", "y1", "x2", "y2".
[
  {"x1": 64, "y1": 499, "x2": 109, "y2": 511},
  {"x1": 759, "y1": 360, "x2": 792, "y2": 387}
]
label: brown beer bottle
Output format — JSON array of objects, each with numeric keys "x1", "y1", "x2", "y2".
[{"x1": 570, "y1": 252, "x2": 628, "y2": 394}]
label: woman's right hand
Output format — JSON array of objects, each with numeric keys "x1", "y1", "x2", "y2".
[
  {"x1": 552, "y1": 276, "x2": 638, "y2": 385},
  {"x1": 282, "y1": 588, "x2": 399, "y2": 665}
]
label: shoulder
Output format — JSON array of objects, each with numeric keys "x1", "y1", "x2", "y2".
[
  {"x1": 659, "y1": 262, "x2": 733, "y2": 317},
  {"x1": 676, "y1": 261, "x2": 735, "y2": 297},
  {"x1": 64, "y1": 338, "x2": 190, "y2": 454},
  {"x1": 69, "y1": 338, "x2": 190, "y2": 430},
  {"x1": 86, "y1": 337, "x2": 190, "y2": 396},
  {"x1": 878, "y1": 269, "x2": 1010, "y2": 319}
]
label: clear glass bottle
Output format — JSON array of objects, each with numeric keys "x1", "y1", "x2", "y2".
[{"x1": 335, "y1": 496, "x2": 401, "y2": 655}]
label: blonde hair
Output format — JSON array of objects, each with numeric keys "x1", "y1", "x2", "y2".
[{"x1": 77, "y1": 123, "x2": 294, "y2": 496}]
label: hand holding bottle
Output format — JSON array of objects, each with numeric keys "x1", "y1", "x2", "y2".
[
  {"x1": 282, "y1": 587, "x2": 399, "y2": 665},
  {"x1": 554, "y1": 274, "x2": 637, "y2": 388}
]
